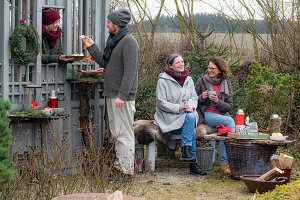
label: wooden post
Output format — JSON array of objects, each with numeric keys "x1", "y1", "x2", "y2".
[{"x1": 78, "y1": 82, "x2": 94, "y2": 156}]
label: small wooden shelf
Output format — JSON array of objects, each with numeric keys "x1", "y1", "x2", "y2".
[
  {"x1": 66, "y1": 78, "x2": 104, "y2": 84},
  {"x1": 8, "y1": 114, "x2": 67, "y2": 123}
]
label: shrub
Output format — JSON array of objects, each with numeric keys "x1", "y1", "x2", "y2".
[
  {"x1": 135, "y1": 82, "x2": 157, "y2": 120},
  {"x1": 244, "y1": 61, "x2": 294, "y2": 131},
  {"x1": 252, "y1": 179, "x2": 300, "y2": 199},
  {"x1": 0, "y1": 99, "x2": 13, "y2": 191},
  {"x1": 229, "y1": 76, "x2": 249, "y2": 116},
  {"x1": 0, "y1": 119, "x2": 140, "y2": 199}
]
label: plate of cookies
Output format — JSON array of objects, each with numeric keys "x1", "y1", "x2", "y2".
[{"x1": 65, "y1": 53, "x2": 85, "y2": 59}]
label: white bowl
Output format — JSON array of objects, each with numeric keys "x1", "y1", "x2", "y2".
[
  {"x1": 41, "y1": 109, "x2": 52, "y2": 116},
  {"x1": 270, "y1": 136, "x2": 287, "y2": 141}
]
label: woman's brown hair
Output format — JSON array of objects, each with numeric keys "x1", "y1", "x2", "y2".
[{"x1": 209, "y1": 56, "x2": 231, "y2": 79}]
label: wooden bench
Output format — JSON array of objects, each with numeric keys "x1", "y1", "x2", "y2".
[
  {"x1": 133, "y1": 120, "x2": 227, "y2": 172},
  {"x1": 137, "y1": 129, "x2": 296, "y2": 175},
  {"x1": 136, "y1": 134, "x2": 217, "y2": 171}
]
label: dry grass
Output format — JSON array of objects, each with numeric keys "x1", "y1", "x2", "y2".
[
  {"x1": 132, "y1": 153, "x2": 300, "y2": 200},
  {"x1": 153, "y1": 32, "x2": 270, "y2": 60},
  {"x1": 1, "y1": 126, "x2": 145, "y2": 199},
  {"x1": 2, "y1": 127, "x2": 299, "y2": 200}
]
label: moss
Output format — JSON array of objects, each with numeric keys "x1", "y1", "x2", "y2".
[
  {"x1": 67, "y1": 69, "x2": 104, "y2": 80},
  {"x1": 11, "y1": 108, "x2": 45, "y2": 117}
]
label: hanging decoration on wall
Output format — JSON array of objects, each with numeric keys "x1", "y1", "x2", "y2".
[{"x1": 9, "y1": 19, "x2": 40, "y2": 65}]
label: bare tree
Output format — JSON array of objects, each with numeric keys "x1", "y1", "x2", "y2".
[
  {"x1": 255, "y1": 0, "x2": 300, "y2": 68},
  {"x1": 109, "y1": 0, "x2": 127, "y2": 12},
  {"x1": 163, "y1": 0, "x2": 215, "y2": 44},
  {"x1": 128, "y1": 0, "x2": 165, "y2": 41},
  {"x1": 162, "y1": 0, "x2": 194, "y2": 34},
  {"x1": 202, "y1": 0, "x2": 299, "y2": 68}
]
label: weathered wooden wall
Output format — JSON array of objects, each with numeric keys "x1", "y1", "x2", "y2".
[{"x1": 0, "y1": 0, "x2": 109, "y2": 163}]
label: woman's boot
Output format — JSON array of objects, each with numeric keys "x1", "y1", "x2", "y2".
[
  {"x1": 180, "y1": 146, "x2": 196, "y2": 162},
  {"x1": 190, "y1": 163, "x2": 207, "y2": 175}
]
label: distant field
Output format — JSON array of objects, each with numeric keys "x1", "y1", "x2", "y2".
[
  {"x1": 153, "y1": 32, "x2": 270, "y2": 59},
  {"x1": 153, "y1": 32, "x2": 269, "y2": 47}
]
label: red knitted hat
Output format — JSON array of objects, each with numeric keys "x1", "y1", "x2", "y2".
[{"x1": 42, "y1": 8, "x2": 61, "y2": 26}]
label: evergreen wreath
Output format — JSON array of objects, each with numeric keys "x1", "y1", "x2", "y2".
[{"x1": 9, "y1": 22, "x2": 40, "y2": 64}]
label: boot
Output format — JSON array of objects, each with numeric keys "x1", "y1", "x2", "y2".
[
  {"x1": 221, "y1": 163, "x2": 231, "y2": 174},
  {"x1": 190, "y1": 163, "x2": 207, "y2": 175},
  {"x1": 180, "y1": 146, "x2": 196, "y2": 162}
]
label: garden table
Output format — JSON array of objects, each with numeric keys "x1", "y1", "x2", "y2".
[
  {"x1": 201, "y1": 133, "x2": 296, "y2": 179},
  {"x1": 9, "y1": 115, "x2": 67, "y2": 157},
  {"x1": 66, "y1": 78, "x2": 104, "y2": 155}
]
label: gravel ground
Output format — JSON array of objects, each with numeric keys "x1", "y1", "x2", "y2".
[
  {"x1": 130, "y1": 156, "x2": 300, "y2": 200},
  {"x1": 131, "y1": 159, "x2": 253, "y2": 200}
]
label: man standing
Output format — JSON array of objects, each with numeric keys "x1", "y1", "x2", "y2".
[{"x1": 82, "y1": 8, "x2": 139, "y2": 179}]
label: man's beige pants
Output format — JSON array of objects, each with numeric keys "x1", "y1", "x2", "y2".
[{"x1": 106, "y1": 97, "x2": 135, "y2": 175}]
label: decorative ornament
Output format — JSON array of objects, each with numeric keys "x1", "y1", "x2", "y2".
[{"x1": 9, "y1": 21, "x2": 40, "y2": 64}]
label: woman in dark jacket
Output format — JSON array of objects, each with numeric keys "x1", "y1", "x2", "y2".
[
  {"x1": 42, "y1": 8, "x2": 76, "y2": 64},
  {"x1": 195, "y1": 56, "x2": 235, "y2": 175}
]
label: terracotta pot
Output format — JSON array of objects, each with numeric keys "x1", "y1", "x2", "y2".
[{"x1": 241, "y1": 175, "x2": 286, "y2": 193}]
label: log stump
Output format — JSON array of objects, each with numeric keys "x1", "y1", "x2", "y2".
[{"x1": 78, "y1": 82, "x2": 95, "y2": 158}]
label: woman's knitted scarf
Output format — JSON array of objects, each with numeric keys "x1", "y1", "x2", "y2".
[
  {"x1": 202, "y1": 74, "x2": 230, "y2": 97},
  {"x1": 165, "y1": 69, "x2": 189, "y2": 87},
  {"x1": 103, "y1": 27, "x2": 130, "y2": 64},
  {"x1": 42, "y1": 25, "x2": 61, "y2": 48}
]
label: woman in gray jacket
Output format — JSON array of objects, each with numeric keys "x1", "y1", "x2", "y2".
[
  {"x1": 154, "y1": 54, "x2": 206, "y2": 175},
  {"x1": 195, "y1": 56, "x2": 235, "y2": 175}
]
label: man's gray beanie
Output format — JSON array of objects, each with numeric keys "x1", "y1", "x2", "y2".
[{"x1": 107, "y1": 8, "x2": 131, "y2": 27}]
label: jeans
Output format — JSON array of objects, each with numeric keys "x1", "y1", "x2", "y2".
[
  {"x1": 172, "y1": 113, "x2": 197, "y2": 163},
  {"x1": 204, "y1": 112, "x2": 235, "y2": 164}
]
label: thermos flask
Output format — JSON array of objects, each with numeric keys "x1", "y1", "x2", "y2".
[
  {"x1": 235, "y1": 109, "x2": 245, "y2": 133},
  {"x1": 48, "y1": 90, "x2": 58, "y2": 108}
]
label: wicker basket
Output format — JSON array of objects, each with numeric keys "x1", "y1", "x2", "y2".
[
  {"x1": 225, "y1": 141, "x2": 277, "y2": 179},
  {"x1": 196, "y1": 146, "x2": 214, "y2": 170}
]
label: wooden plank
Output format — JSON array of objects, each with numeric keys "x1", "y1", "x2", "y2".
[
  {"x1": 256, "y1": 167, "x2": 284, "y2": 181},
  {"x1": 203, "y1": 134, "x2": 227, "y2": 141},
  {"x1": 279, "y1": 153, "x2": 294, "y2": 169},
  {"x1": 227, "y1": 133, "x2": 269, "y2": 139},
  {"x1": 0, "y1": 0, "x2": 10, "y2": 99},
  {"x1": 251, "y1": 139, "x2": 296, "y2": 146}
]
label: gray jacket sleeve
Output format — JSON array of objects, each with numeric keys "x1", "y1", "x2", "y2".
[
  {"x1": 156, "y1": 79, "x2": 181, "y2": 114},
  {"x1": 87, "y1": 44, "x2": 106, "y2": 67},
  {"x1": 118, "y1": 38, "x2": 139, "y2": 100}
]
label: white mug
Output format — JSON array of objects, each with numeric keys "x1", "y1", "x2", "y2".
[
  {"x1": 208, "y1": 91, "x2": 216, "y2": 97},
  {"x1": 236, "y1": 125, "x2": 246, "y2": 134}
]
